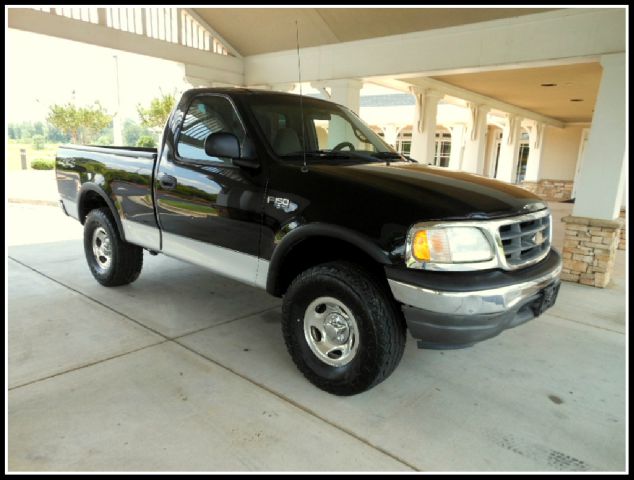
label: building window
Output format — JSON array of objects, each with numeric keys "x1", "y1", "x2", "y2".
[
  {"x1": 515, "y1": 131, "x2": 530, "y2": 183},
  {"x1": 433, "y1": 131, "x2": 451, "y2": 167},
  {"x1": 396, "y1": 131, "x2": 411, "y2": 156}
]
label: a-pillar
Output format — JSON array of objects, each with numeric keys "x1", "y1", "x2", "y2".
[
  {"x1": 448, "y1": 124, "x2": 466, "y2": 170},
  {"x1": 409, "y1": 88, "x2": 442, "y2": 164},
  {"x1": 462, "y1": 104, "x2": 490, "y2": 174},
  {"x1": 561, "y1": 53, "x2": 626, "y2": 288},
  {"x1": 495, "y1": 114, "x2": 522, "y2": 183},
  {"x1": 524, "y1": 120, "x2": 545, "y2": 182}
]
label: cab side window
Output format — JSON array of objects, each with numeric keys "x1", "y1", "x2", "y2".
[{"x1": 177, "y1": 96, "x2": 246, "y2": 163}]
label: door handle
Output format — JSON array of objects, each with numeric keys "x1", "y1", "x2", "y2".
[{"x1": 158, "y1": 173, "x2": 177, "y2": 189}]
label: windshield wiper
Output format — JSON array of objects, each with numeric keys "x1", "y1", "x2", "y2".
[
  {"x1": 281, "y1": 150, "x2": 351, "y2": 159},
  {"x1": 372, "y1": 151, "x2": 418, "y2": 164},
  {"x1": 372, "y1": 151, "x2": 402, "y2": 159}
]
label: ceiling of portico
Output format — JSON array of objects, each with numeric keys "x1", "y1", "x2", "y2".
[
  {"x1": 406, "y1": 62, "x2": 602, "y2": 123},
  {"x1": 194, "y1": 8, "x2": 556, "y2": 56}
]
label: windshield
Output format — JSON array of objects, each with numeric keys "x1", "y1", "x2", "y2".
[{"x1": 246, "y1": 94, "x2": 398, "y2": 162}]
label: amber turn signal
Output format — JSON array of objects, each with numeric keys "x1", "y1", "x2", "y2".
[{"x1": 412, "y1": 230, "x2": 431, "y2": 261}]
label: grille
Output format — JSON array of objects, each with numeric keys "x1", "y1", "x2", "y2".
[{"x1": 498, "y1": 213, "x2": 551, "y2": 267}]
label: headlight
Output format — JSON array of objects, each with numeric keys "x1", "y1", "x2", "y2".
[{"x1": 407, "y1": 226, "x2": 494, "y2": 266}]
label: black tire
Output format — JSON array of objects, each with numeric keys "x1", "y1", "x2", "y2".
[
  {"x1": 282, "y1": 261, "x2": 406, "y2": 396},
  {"x1": 83, "y1": 207, "x2": 143, "y2": 287}
]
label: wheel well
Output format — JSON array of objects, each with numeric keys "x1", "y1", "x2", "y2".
[
  {"x1": 79, "y1": 190, "x2": 110, "y2": 225},
  {"x1": 271, "y1": 236, "x2": 389, "y2": 297}
]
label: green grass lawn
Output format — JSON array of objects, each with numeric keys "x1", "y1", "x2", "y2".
[{"x1": 7, "y1": 140, "x2": 61, "y2": 171}]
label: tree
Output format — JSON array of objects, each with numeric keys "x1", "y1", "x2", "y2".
[
  {"x1": 32, "y1": 134, "x2": 46, "y2": 150},
  {"x1": 136, "y1": 135, "x2": 156, "y2": 148},
  {"x1": 122, "y1": 119, "x2": 156, "y2": 146},
  {"x1": 137, "y1": 91, "x2": 176, "y2": 131},
  {"x1": 46, "y1": 124, "x2": 71, "y2": 143},
  {"x1": 47, "y1": 102, "x2": 112, "y2": 144},
  {"x1": 33, "y1": 121, "x2": 45, "y2": 136}
]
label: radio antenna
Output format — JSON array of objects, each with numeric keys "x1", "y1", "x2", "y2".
[{"x1": 296, "y1": 20, "x2": 308, "y2": 173}]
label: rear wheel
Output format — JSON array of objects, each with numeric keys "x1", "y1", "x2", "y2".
[
  {"x1": 282, "y1": 261, "x2": 406, "y2": 395},
  {"x1": 83, "y1": 207, "x2": 143, "y2": 286}
]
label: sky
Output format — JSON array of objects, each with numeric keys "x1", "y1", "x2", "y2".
[
  {"x1": 6, "y1": 28, "x2": 400, "y2": 125},
  {"x1": 7, "y1": 29, "x2": 186, "y2": 124}
]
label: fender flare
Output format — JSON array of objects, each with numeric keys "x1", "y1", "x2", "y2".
[
  {"x1": 78, "y1": 183, "x2": 126, "y2": 241},
  {"x1": 266, "y1": 222, "x2": 391, "y2": 295}
]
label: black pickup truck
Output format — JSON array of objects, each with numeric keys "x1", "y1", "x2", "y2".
[{"x1": 56, "y1": 88, "x2": 562, "y2": 395}]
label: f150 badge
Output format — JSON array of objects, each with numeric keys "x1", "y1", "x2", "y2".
[{"x1": 267, "y1": 196, "x2": 298, "y2": 213}]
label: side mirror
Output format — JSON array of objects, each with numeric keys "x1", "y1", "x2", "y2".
[
  {"x1": 204, "y1": 132, "x2": 260, "y2": 169},
  {"x1": 204, "y1": 132, "x2": 240, "y2": 159}
]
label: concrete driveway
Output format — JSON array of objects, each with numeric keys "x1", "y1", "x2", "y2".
[{"x1": 7, "y1": 203, "x2": 626, "y2": 472}]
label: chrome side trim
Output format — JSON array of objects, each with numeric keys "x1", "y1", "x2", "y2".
[
  {"x1": 388, "y1": 261, "x2": 562, "y2": 316},
  {"x1": 161, "y1": 232, "x2": 266, "y2": 289},
  {"x1": 406, "y1": 208, "x2": 552, "y2": 272},
  {"x1": 121, "y1": 219, "x2": 161, "y2": 251}
]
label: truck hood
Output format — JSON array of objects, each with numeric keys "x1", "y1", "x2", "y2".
[{"x1": 311, "y1": 161, "x2": 546, "y2": 220}]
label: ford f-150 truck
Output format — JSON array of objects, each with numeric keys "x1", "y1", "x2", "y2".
[{"x1": 56, "y1": 88, "x2": 562, "y2": 395}]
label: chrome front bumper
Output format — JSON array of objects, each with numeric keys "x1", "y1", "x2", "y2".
[
  {"x1": 388, "y1": 262, "x2": 562, "y2": 316},
  {"x1": 387, "y1": 253, "x2": 563, "y2": 349}
]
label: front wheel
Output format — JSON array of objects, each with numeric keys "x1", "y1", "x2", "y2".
[
  {"x1": 83, "y1": 207, "x2": 143, "y2": 286},
  {"x1": 282, "y1": 261, "x2": 406, "y2": 395}
]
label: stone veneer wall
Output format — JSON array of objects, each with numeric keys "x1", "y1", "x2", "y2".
[
  {"x1": 520, "y1": 179, "x2": 574, "y2": 202},
  {"x1": 561, "y1": 215, "x2": 623, "y2": 288},
  {"x1": 618, "y1": 209, "x2": 626, "y2": 250}
]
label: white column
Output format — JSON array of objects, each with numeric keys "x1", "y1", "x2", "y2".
[
  {"x1": 382, "y1": 124, "x2": 400, "y2": 148},
  {"x1": 409, "y1": 88, "x2": 442, "y2": 164},
  {"x1": 327, "y1": 79, "x2": 362, "y2": 114},
  {"x1": 573, "y1": 53, "x2": 626, "y2": 220},
  {"x1": 448, "y1": 124, "x2": 466, "y2": 170},
  {"x1": 495, "y1": 114, "x2": 522, "y2": 183},
  {"x1": 310, "y1": 79, "x2": 362, "y2": 149},
  {"x1": 462, "y1": 104, "x2": 490, "y2": 174},
  {"x1": 524, "y1": 121, "x2": 545, "y2": 182}
]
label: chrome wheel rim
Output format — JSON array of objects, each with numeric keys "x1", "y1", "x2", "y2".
[
  {"x1": 303, "y1": 297, "x2": 359, "y2": 367},
  {"x1": 92, "y1": 227, "x2": 112, "y2": 271}
]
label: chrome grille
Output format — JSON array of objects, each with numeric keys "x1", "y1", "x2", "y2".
[{"x1": 499, "y1": 213, "x2": 551, "y2": 267}]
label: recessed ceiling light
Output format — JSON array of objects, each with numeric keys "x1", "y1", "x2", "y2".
[
  {"x1": 540, "y1": 83, "x2": 557, "y2": 87},
  {"x1": 570, "y1": 98, "x2": 584, "y2": 102}
]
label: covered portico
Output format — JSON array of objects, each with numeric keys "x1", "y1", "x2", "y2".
[{"x1": 8, "y1": 7, "x2": 627, "y2": 287}]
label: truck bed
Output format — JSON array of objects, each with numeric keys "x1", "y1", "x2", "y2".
[{"x1": 56, "y1": 143, "x2": 159, "y2": 244}]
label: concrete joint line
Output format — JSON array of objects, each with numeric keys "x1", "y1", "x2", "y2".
[
  {"x1": 546, "y1": 312, "x2": 625, "y2": 334},
  {"x1": 9, "y1": 257, "x2": 167, "y2": 338},
  {"x1": 9, "y1": 257, "x2": 417, "y2": 470},
  {"x1": 170, "y1": 305, "x2": 282, "y2": 341},
  {"x1": 9, "y1": 256, "x2": 279, "y2": 342},
  {"x1": 8, "y1": 340, "x2": 169, "y2": 391},
  {"x1": 172, "y1": 340, "x2": 420, "y2": 472}
]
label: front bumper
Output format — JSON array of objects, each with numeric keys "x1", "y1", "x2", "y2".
[{"x1": 387, "y1": 249, "x2": 562, "y2": 349}]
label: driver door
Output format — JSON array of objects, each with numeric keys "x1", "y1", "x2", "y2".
[{"x1": 154, "y1": 93, "x2": 267, "y2": 287}]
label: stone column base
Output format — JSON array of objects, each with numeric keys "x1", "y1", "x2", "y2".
[
  {"x1": 618, "y1": 209, "x2": 626, "y2": 250},
  {"x1": 561, "y1": 215, "x2": 623, "y2": 288}
]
